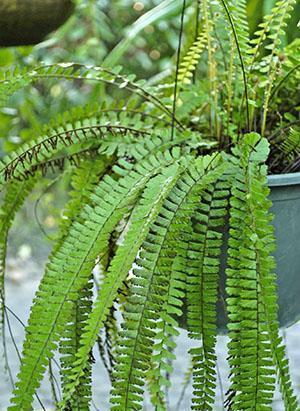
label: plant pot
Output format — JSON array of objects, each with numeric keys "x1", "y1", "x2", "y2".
[
  {"x1": 265, "y1": 172, "x2": 300, "y2": 327},
  {"x1": 0, "y1": 0, "x2": 74, "y2": 47},
  {"x1": 182, "y1": 172, "x2": 300, "y2": 332}
]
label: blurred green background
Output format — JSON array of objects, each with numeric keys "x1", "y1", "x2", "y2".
[{"x1": 0, "y1": 0, "x2": 299, "y2": 156}]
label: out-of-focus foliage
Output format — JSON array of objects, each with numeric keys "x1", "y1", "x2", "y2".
[
  {"x1": 1, "y1": 0, "x2": 299, "y2": 157},
  {"x1": 0, "y1": 0, "x2": 190, "y2": 154}
]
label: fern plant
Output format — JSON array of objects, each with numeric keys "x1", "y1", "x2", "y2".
[{"x1": 0, "y1": 0, "x2": 299, "y2": 410}]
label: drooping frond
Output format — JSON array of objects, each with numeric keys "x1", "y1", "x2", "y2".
[
  {"x1": 109, "y1": 155, "x2": 227, "y2": 410},
  {"x1": 187, "y1": 176, "x2": 230, "y2": 410},
  {"x1": 8, "y1": 145, "x2": 184, "y2": 411},
  {"x1": 57, "y1": 158, "x2": 109, "y2": 410},
  {"x1": 226, "y1": 133, "x2": 297, "y2": 410},
  {"x1": 60, "y1": 162, "x2": 184, "y2": 408},
  {"x1": 60, "y1": 279, "x2": 94, "y2": 411}
]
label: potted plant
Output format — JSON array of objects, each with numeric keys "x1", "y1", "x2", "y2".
[
  {"x1": 0, "y1": 0, "x2": 74, "y2": 47},
  {"x1": 0, "y1": 0, "x2": 299, "y2": 410}
]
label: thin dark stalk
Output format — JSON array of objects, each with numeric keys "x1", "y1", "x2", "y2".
[
  {"x1": 49, "y1": 360, "x2": 61, "y2": 405},
  {"x1": 219, "y1": 0, "x2": 250, "y2": 133},
  {"x1": 193, "y1": 0, "x2": 201, "y2": 84},
  {"x1": 171, "y1": 0, "x2": 187, "y2": 139},
  {"x1": 1, "y1": 271, "x2": 14, "y2": 390},
  {"x1": 34, "y1": 175, "x2": 63, "y2": 242},
  {"x1": 4, "y1": 302, "x2": 61, "y2": 372},
  {"x1": 3, "y1": 307, "x2": 46, "y2": 411},
  {"x1": 2, "y1": 313, "x2": 14, "y2": 390},
  {"x1": 174, "y1": 362, "x2": 193, "y2": 411}
]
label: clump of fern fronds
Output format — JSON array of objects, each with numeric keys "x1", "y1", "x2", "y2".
[{"x1": 0, "y1": 1, "x2": 299, "y2": 411}]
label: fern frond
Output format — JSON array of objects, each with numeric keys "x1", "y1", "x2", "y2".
[
  {"x1": 0, "y1": 63, "x2": 182, "y2": 128},
  {"x1": 227, "y1": 0, "x2": 250, "y2": 61},
  {"x1": 110, "y1": 154, "x2": 227, "y2": 410},
  {"x1": 201, "y1": 0, "x2": 220, "y2": 138},
  {"x1": 280, "y1": 128, "x2": 300, "y2": 163},
  {"x1": 226, "y1": 133, "x2": 297, "y2": 410},
  {"x1": 56, "y1": 158, "x2": 109, "y2": 409},
  {"x1": 56, "y1": 157, "x2": 108, "y2": 243},
  {"x1": 8, "y1": 146, "x2": 183, "y2": 411},
  {"x1": 147, "y1": 254, "x2": 186, "y2": 410},
  {"x1": 60, "y1": 279, "x2": 94, "y2": 411},
  {"x1": 258, "y1": 0, "x2": 297, "y2": 135},
  {"x1": 249, "y1": 0, "x2": 296, "y2": 66},
  {"x1": 187, "y1": 177, "x2": 230, "y2": 410},
  {"x1": 178, "y1": 31, "x2": 207, "y2": 86},
  {"x1": 0, "y1": 123, "x2": 149, "y2": 186},
  {"x1": 59, "y1": 162, "x2": 184, "y2": 408}
]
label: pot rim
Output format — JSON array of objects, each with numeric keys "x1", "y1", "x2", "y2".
[{"x1": 268, "y1": 172, "x2": 300, "y2": 187}]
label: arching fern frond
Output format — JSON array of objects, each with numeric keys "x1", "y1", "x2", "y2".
[
  {"x1": 109, "y1": 154, "x2": 228, "y2": 410},
  {"x1": 0, "y1": 123, "x2": 149, "y2": 186},
  {"x1": 8, "y1": 145, "x2": 184, "y2": 411},
  {"x1": 0, "y1": 63, "x2": 183, "y2": 128},
  {"x1": 57, "y1": 158, "x2": 110, "y2": 410}
]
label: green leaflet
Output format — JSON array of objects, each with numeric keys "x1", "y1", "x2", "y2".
[
  {"x1": 8, "y1": 147, "x2": 183, "y2": 411},
  {"x1": 110, "y1": 154, "x2": 227, "y2": 410}
]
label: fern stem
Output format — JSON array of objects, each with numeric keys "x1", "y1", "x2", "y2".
[
  {"x1": 218, "y1": 0, "x2": 250, "y2": 132},
  {"x1": 171, "y1": 0, "x2": 186, "y2": 140}
]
